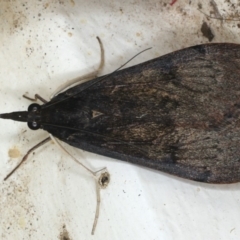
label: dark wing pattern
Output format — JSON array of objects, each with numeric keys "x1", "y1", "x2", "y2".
[{"x1": 41, "y1": 43, "x2": 240, "y2": 183}]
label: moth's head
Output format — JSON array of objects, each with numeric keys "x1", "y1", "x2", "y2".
[{"x1": 0, "y1": 103, "x2": 42, "y2": 130}]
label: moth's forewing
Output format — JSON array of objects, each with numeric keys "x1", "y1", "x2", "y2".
[{"x1": 41, "y1": 44, "x2": 240, "y2": 183}]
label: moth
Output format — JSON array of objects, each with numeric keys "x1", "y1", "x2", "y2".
[{"x1": 1, "y1": 43, "x2": 240, "y2": 184}]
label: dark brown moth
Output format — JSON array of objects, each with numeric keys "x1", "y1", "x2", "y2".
[{"x1": 1, "y1": 43, "x2": 240, "y2": 184}]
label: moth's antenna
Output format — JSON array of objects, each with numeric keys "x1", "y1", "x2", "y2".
[
  {"x1": 43, "y1": 47, "x2": 152, "y2": 109},
  {"x1": 50, "y1": 37, "x2": 105, "y2": 99}
]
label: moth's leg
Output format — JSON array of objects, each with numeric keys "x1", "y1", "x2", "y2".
[
  {"x1": 91, "y1": 172, "x2": 110, "y2": 235},
  {"x1": 49, "y1": 135, "x2": 109, "y2": 234},
  {"x1": 98, "y1": 172, "x2": 110, "y2": 189},
  {"x1": 49, "y1": 134, "x2": 105, "y2": 177},
  {"x1": 92, "y1": 179, "x2": 101, "y2": 235},
  {"x1": 23, "y1": 93, "x2": 48, "y2": 103},
  {"x1": 51, "y1": 36, "x2": 105, "y2": 98},
  {"x1": 4, "y1": 137, "x2": 51, "y2": 181},
  {"x1": 49, "y1": 135, "x2": 107, "y2": 176}
]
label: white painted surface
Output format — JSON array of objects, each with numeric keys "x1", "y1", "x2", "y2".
[{"x1": 0, "y1": 0, "x2": 240, "y2": 239}]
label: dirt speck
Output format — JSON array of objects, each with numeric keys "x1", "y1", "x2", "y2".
[
  {"x1": 59, "y1": 224, "x2": 71, "y2": 240},
  {"x1": 70, "y1": 0, "x2": 75, "y2": 6},
  {"x1": 80, "y1": 19, "x2": 87, "y2": 24},
  {"x1": 8, "y1": 147, "x2": 21, "y2": 158},
  {"x1": 1, "y1": 176, "x2": 34, "y2": 238},
  {"x1": 136, "y1": 32, "x2": 142, "y2": 37},
  {"x1": 68, "y1": 32, "x2": 72, "y2": 37},
  {"x1": 201, "y1": 22, "x2": 214, "y2": 42},
  {"x1": 18, "y1": 216, "x2": 26, "y2": 228},
  {"x1": 13, "y1": 19, "x2": 18, "y2": 28},
  {"x1": 44, "y1": 3, "x2": 49, "y2": 9},
  {"x1": 1, "y1": 1, "x2": 28, "y2": 34}
]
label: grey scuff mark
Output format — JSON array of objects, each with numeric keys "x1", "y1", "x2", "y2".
[{"x1": 210, "y1": 0, "x2": 223, "y2": 20}]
